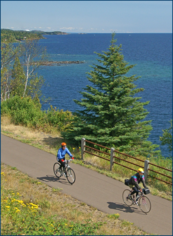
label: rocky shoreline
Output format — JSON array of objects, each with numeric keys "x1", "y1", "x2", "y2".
[{"x1": 34, "y1": 61, "x2": 85, "y2": 66}]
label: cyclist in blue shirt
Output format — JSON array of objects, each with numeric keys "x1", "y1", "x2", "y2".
[{"x1": 57, "y1": 142, "x2": 73, "y2": 176}]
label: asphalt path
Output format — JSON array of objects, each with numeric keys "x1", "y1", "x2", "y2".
[{"x1": 1, "y1": 134, "x2": 172, "y2": 235}]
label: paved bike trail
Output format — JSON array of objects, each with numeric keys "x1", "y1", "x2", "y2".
[{"x1": 1, "y1": 134, "x2": 172, "y2": 235}]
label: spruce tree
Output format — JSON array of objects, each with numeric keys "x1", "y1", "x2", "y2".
[
  {"x1": 160, "y1": 120, "x2": 172, "y2": 154},
  {"x1": 63, "y1": 34, "x2": 159, "y2": 157}
]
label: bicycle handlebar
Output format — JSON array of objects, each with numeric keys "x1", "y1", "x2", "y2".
[
  {"x1": 138, "y1": 188, "x2": 150, "y2": 195},
  {"x1": 65, "y1": 158, "x2": 74, "y2": 163},
  {"x1": 57, "y1": 157, "x2": 75, "y2": 162}
]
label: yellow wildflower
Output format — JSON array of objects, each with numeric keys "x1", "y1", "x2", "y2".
[
  {"x1": 29, "y1": 203, "x2": 38, "y2": 208},
  {"x1": 17, "y1": 200, "x2": 24, "y2": 204},
  {"x1": 1, "y1": 172, "x2": 5, "y2": 175}
]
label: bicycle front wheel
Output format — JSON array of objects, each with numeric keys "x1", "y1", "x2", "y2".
[
  {"x1": 139, "y1": 196, "x2": 151, "y2": 214},
  {"x1": 122, "y1": 189, "x2": 133, "y2": 206},
  {"x1": 53, "y1": 162, "x2": 61, "y2": 178},
  {"x1": 66, "y1": 168, "x2": 76, "y2": 184}
]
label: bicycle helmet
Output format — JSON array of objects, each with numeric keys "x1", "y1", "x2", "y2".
[
  {"x1": 61, "y1": 142, "x2": 66, "y2": 146},
  {"x1": 138, "y1": 168, "x2": 144, "y2": 173}
]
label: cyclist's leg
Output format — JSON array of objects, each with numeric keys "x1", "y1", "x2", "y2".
[
  {"x1": 59, "y1": 159, "x2": 65, "y2": 173},
  {"x1": 136, "y1": 190, "x2": 140, "y2": 200},
  {"x1": 130, "y1": 186, "x2": 137, "y2": 195},
  {"x1": 130, "y1": 187, "x2": 139, "y2": 203},
  {"x1": 133, "y1": 188, "x2": 141, "y2": 204},
  {"x1": 59, "y1": 158, "x2": 67, "y2": 175},
  {"x1": 58, "y1": 160, "x2": 62, "y2": 169},
  {"x1": 62, "y1": 158, "x2": 67, "y2": 175}
]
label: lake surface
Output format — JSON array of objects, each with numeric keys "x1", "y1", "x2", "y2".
[{"x1": 37, "y1": 33, "x2": 172, "y2": 157}]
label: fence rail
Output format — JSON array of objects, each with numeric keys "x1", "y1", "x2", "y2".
[
  {"x1": 149, "y1": 162, "x2": 172, "y2": 172},
  {"x1": 81, "y1": 138, "x2": 172, "y2": 186},
  {"x1": 114, "y1": 155, "x2": 144, "y2": 169},
  {"x1": 85, "y1": 139, "x2": 111, "y2": 150},
  {"x1": 114, "y1": 149, "x2": 144, "y2": 163},
  {"x1": 113, "y1": 160, "x2": 138, "y2": 172},
  {"x1": 147, "y1": 175, "x2": 172, "y2": 185},
  {"x1": 84, "y1": 150, "x2": 110, "y2": 161},
  {"x1": 85, "y1": 145, "x2": 110, "y2": 156},
  {"x1": 148, "y1": 168, "x2": 172, "y2": 179}
]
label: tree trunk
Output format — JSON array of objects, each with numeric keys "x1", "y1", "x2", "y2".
[{"x1": 23, "y1": 54, "x2": 30, "y2": 97}]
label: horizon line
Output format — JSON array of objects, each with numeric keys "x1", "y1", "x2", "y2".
[{"x1": 1, "y1": 28, "x2": 172, "y2": 34}]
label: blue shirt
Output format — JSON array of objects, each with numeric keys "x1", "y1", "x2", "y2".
[{"x1": 57, "y1": 147, "x2": 72, "y2": 161}]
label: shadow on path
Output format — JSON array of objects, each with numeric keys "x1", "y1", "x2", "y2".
[
  {"x1": 37, "y1": 175, "x2": 70, "y2": 185},
  {"x1": 107, "y1": 202, "x2": 144, "y2": 215},
  {"x1": 43, "y1": 137, "x2": 63, "y2": 149}
]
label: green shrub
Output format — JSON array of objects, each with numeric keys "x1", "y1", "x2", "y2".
[
  {"x1": 1, "y1": 96, "x2": 74, "y2": 133},
  {"x1": 45, "y1": 105, "x2": 73, "y2": 131}
]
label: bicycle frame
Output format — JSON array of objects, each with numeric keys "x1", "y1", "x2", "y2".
[
  {"x1": 64, "y1": 159, "x2": 72, "y2": 169},
  {"x1": 130, "y1": 188, "x2": 145, "y2": 198}
]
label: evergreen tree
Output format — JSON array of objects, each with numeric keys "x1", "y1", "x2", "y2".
[
  {"x1": 63, "y1": 34, "x2": 159, "y2": 157},
  {"x1": 160, "y1": 120, "x2": 172, "y2": 154},
  {"x1": 10, "y1": 57, "x2": 25, "y2": 96}
]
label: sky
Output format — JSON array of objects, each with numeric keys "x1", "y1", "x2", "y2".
[{"x1": 1, "y1": 1, "x2": 172, "y2": 33}]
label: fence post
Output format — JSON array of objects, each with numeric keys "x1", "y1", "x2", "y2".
[
  {"x1": 81, "y1": 138, "x2": 86, "y2": 160},
  {"x1": 144, "y1": 160, "x2": 149, "y2": 183},
  {"x1": 110, "y1": 148, "x2": 115, "y2": 171}
]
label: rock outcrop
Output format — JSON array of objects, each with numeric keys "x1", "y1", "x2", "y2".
[{"x1": 33, "y1": 61, "x2": 85, "y2": 66}]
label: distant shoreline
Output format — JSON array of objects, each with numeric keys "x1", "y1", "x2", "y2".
[{"x1": 1, "y1": 29, "x2": 68, "y2": 43}]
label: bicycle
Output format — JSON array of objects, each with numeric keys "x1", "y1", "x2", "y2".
[
  {"x1": 53, "y1": 158, "x2": 76, "y2": 185},
  {"x1": 122, "y1": 188, "x2": 151, "y2": 214}
]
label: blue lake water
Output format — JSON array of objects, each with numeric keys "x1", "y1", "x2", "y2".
[{"x1": 37, "y1": 33, "x2": 172, "y2": 157}]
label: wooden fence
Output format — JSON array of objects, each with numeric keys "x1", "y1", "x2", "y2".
[{"x1": 81, "y1": 138, "x2": 172, "y2": 185}]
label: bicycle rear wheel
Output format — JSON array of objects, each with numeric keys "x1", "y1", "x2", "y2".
[
  {"x1": 53, "y1": 162, "x2": 61, "y2": 178},
  {"x1": 139, "y1": 196, "x2": 151, "y2": 214},
  {"x1": 66, "y1": 168, "x2": 76, "y2": 184},
  {"x1": 122, "y1": 189, "x2": 133, "y2": 206}
]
